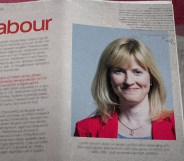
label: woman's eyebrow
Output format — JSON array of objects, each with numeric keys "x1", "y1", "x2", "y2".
[
  {"x1": 132, "y1": 68, "x2": 142, "y2": 70},
  {"x1": 113, "y1": 67, "x2": 125, "y2": 70}
]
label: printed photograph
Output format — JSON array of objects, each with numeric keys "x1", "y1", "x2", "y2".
[{"x1": 71, "y1": 24, "x2": 175, "y2": 140}]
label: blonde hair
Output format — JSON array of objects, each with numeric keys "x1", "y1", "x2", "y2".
[{"x1": 91, "y1": 38, "x2": 173, "y2": 122}]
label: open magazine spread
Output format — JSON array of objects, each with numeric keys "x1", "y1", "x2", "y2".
[{"x1": 0, "y1": 0, "x2": 183, "y2": 161}]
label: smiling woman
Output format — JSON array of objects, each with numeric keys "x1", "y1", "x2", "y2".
[{"x1": 74, "y1": 38, "x2": 175, "y2": 140}]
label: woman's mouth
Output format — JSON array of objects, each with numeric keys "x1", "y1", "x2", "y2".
[{"x1": 121, "y1": 87, "x2": 139, "y2": 92}]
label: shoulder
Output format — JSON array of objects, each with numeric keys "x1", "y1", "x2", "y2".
[
  {"x1": 154, "y1": 112, "x2": 175, "y2": 123},
  {"x1": 76, "y1": 116, "x2": 102, "y2": 129},
  {"x1": 74, "y1": 112, "x2": 118, "y2": 138},
  {"x1": 74, "y1": 116, "x2": 103, "y2": 137}
]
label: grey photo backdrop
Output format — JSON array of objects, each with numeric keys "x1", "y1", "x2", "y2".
[{"x1": 71, "y1": 24, "x2": 173, "y2": 135}]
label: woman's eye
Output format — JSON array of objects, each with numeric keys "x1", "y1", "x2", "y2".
[
  {"x1": 113, "y1": 68, "x2": 125, "y2": 74},
  {"x1": 133, "y1": 70, "x2": 143, "y2": 75}
]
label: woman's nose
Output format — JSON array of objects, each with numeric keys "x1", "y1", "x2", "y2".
[{"x1": 124, "y1": 73, "x2": 134, "y2": 85}]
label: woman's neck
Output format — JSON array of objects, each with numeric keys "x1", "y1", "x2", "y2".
[{"x1": 118, "y1": 96, "x2": 150, "y2": 126}]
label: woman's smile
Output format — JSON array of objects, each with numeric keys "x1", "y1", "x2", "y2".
[{"x1": 121, "y1": 87, "x2": 140, "y2": 93}]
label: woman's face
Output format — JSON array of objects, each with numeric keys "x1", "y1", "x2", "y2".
[{"x1": 110, "y1": 55, "x2": 151, "y2": 106}]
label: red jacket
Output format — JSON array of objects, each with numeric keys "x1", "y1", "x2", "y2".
[{"x1": 74, "y1": 112, "x2": 176, "y2": 140}]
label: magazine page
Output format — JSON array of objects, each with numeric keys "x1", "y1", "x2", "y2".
[
  {"x1": 59, "y1": 0, "x2": 184, "y2": 161},
  {"x1": 0, "y1": 0, "x2": 183, "y2": 161},
  {"x1": 0, "y1": 1, "x2": 65, "y2": 160}
]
